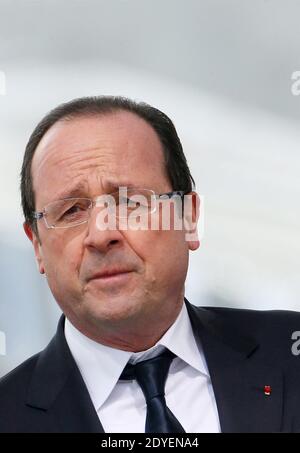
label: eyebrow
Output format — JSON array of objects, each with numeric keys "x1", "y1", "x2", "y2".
[
  {"x1": 55, "y1": 181, "x2": 138, "y2": 200},
  {"x1": 55, "y1": 182, "x2": 88, "y2": 200},
  {"x1": 104, "y1": 181, "x2": 138, "y2": 192}
]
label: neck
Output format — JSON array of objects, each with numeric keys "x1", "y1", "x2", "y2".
[{"x1": 68, "y1": 302, "x2": 183, "y2": 352}]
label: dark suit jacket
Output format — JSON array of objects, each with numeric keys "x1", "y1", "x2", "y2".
[{"x1": 1, "y1": 300, "x2": 300, "y2": 433}]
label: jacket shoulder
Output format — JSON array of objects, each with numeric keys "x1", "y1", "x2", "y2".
[
  {"x1": 0, "y1": 353, "x2": 40, "y2": 403},
  {"x1": 198, "y1": 305, "x2": 300, "y2": 352},
  {"x1": 201, "y1": 306, "x2": 300, "y2": 326}
]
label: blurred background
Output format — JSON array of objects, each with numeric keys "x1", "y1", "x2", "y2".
[{"x1": 0, "y1": 0, "x2": 299, "y2": 376}]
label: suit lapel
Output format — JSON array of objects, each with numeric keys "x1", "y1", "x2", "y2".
[
  {"x1": 186, "y1": 301, "x2": 284, "y2": 432},
  {"x1": 26, "y1": 316, "x2": 104, "y2": 433}
]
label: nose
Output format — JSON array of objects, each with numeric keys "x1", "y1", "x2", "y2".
[{"x1": 83, "y1": 203, "x2": 124, "y2": 253}]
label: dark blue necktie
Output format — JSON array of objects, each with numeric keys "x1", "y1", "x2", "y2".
[{"x1": 120, "y1": 350, "x2": 185, "y2": 433}]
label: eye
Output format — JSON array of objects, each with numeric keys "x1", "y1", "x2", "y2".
[
  {"x1": 61, "y1": 203, "x2": 86, "y2": 218},
  {"x1": 65, "y1": 206, "x2": 80, "y2": 215}
]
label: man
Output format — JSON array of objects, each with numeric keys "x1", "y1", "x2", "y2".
[{"x1": 0, "y1": 96, "x2": 300, "y2": 433}]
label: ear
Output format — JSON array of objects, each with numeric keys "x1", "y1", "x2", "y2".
[
  {"x1": 183, "y1": 191, "x2": 200, "y2": 251},
  {"x1": 23, "y1": 222, "x2": 45, "y2": 274}
]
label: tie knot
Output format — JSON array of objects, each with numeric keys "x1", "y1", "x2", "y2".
[
  {"x1": 120, "y1": 350, "x2": 185, "y2": 432},
  {"x1": 120, "y1": 350, "x2": 175, "y2": 402}
]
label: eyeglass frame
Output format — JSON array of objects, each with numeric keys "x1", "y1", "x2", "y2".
[{"x1": 32, "y1": 189, "x2": 187, "y2": 229}]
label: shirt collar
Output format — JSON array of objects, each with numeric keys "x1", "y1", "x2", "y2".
[{"x1": 64, "y1": 302, "x2": 209, "y2": 411}]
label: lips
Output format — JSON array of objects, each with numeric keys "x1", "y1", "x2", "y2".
[{"x1": 88, "y1": 268, "x2": 133, "y2": 282}]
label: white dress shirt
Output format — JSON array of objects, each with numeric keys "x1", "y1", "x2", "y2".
[{"x1": 64, "y1": 303, "x2": 221, "y2": 433}]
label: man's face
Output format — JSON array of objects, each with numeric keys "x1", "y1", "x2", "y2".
[{"x1": 27, "y1": 111, "x2": 199, "y2": 343}]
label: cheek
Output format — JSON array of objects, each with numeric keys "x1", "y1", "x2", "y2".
[
  {"x1": 124, "y1": 229, "x2": 189, "y2": 276},
  {"x1": 159, "y1": 230, "x2": 189, "y2": 277},
  {"x1": 42, "y1": 233, "x2": 83, "y2": 280}
]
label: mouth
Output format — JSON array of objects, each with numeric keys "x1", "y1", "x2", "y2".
[{"x1": 88, "y1": 269, "x2": 134, "y2": 285}]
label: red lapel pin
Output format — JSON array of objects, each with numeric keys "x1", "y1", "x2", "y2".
[{"x1": 264, "y1": 385, "x2": 271, "y2": 396}]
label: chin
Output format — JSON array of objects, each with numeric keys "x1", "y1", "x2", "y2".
[{"x1": 84, "y1": 294, "x2": 142, "y2": 324}]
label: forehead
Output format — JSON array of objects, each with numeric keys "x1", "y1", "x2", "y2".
[{"x1": 32, "y1": 111, "x2": 170, "y2": 204}]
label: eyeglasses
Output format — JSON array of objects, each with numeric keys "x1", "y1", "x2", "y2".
[{"x1": 32, "y1": 188, "x2": 186, "y2": 229}]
